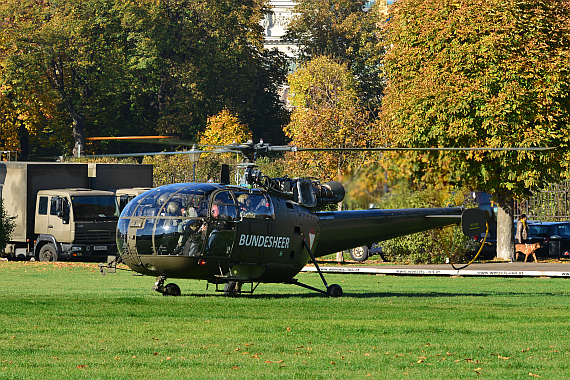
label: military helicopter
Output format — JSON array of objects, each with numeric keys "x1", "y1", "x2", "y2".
[{"x1": 97, "y1": 140, "x2": 550, "y2": 297}]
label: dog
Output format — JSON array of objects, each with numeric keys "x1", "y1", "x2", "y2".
[{"x1": 515, "y1": 242, "x2": 542, "y2": 262}]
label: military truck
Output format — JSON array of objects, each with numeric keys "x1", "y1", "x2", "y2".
[
  {"x1": 0, "y1": 162, "x2": 153, "y2": 261},
  {"x1": 86, "y1": 163, "x2": 153, "y2": 192},
  {"x1": 87, "y1": 163, "x2": 153, "y2": 214},
  {"x1": 33, "y1": 188, "x2": 119, "y2": 261},
  {"x1": 116, "y1": 188, "x2": 152, "y2": 213}
]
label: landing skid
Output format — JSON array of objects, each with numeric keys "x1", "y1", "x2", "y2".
[{"x1": 215, "y1": 281, "x2": 260, "y2": 295}]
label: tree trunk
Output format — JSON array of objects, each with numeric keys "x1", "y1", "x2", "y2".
[
  {"x1": 335, "y1": 200, "x2": 345, "y2": 262},
  {"x1": 64, "y1": 99, "x2": 85, "y2": 157},
  {"x1": 496, "y1": 194, "x2": 515, "y2": 261},
  {"x1": 18, "y1": 120, "x2": 29, "y2": 161}
]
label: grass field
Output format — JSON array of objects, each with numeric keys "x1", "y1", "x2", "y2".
[{"x1": 1, "y1": 261, "x2": 569, "y2": 379}]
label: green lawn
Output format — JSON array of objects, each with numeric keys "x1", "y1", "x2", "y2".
[{"x1": 0, "y1": 261, "x2": 569, "y2": 379}]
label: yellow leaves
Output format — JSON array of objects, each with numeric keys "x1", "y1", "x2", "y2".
[
  {"x1": 198, "y1": 108, "x2": 252, "y2": 148},
  {"x1": 285, "y1": 58, "x2": 379, "y2": 183},
  {"x1": 382, "y1": 0, "x2": 570, "y2": 197}
]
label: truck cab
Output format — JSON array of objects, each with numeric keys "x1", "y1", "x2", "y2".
[
  {"x1": 33, "y1": 189, "x2": 119, "y2": 261},
  {"x1": 116, "y1": 187, "x2": 152, "y2": 213}
]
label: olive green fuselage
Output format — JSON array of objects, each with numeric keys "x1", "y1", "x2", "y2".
[{"x1": 117, "y1": 183, "x2": 463, "y2": 284}]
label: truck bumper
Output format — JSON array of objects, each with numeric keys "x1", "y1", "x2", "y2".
[{"x1": 61, "y1": 243, "x2": 118, "y2": 261}]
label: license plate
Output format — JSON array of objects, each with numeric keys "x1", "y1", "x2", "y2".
[{"x1": 94, "y1": 246, "x2": 107, "y2": 251}]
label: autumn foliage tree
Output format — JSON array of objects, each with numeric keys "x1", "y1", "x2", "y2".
[
  {"x1": 284, "y1": 56, "x2": 382, "y2": 188},
  {"x1": 198, "y1": 109, "x2": 253, "y2": 148},
  {"x1": 382, "y1": 0, "x2": 570, "y2": 260},
  {"x1": 284, "y1": 0, "x2": 387, "y2": 107},
  {"x1": 195, "y1": 108, "x2": 253, "y2": 182},
  {"x1": 0, "y1": 0, "x2": 135, "y2": 157},
  {"x1": 0, "y1": 0, "x2": 289, "y2": 158}
]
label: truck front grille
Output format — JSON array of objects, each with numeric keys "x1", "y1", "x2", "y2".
[{"x1": 75, "y1": 230, "x2": 115, "y2": 243}]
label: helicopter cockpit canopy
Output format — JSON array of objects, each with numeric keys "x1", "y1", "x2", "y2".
[
  {"x1": 120, "y1": 183, "x2": 275, "y2": 220},
  {"x1": 117, "y1": 183, "x2": 276, "y2": 259},
  {"x1": 121, "y1": 183, "x2": 218, "y2": 218}
]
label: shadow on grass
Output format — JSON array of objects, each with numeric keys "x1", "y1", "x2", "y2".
[{"x1": 175, "y1": 290, "x2": 528, "y2": 299}]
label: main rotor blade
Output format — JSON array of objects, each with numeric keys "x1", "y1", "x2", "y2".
[
  {"x1": 81, "y1": 149, "x2": 226, "y2": 159},
  {"x1": 86, "y1": 136, "x2": 174, "y2": 141},
  {"x1": 76, "y1": 144, "x2": 557, "y2": 160},
  {"x1": 86, "y1": 136, "x2": 199, "y2": 147},
  {"x1": 291, "y1": 147, "x2": 557, "y2": 152}
]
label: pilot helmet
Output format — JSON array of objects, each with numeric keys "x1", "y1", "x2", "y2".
[
  {"x1": 237, "y1": 194, "x2": 250, "y2": 205},
  {"x1": 157, "y1": 193, "x2": 170, "y2": 205},
  {"x1": 167, "y1": 201, "x2": 180, "y2": 215}
]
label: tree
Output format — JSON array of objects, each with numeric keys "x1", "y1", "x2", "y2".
[
  {"x1": 284, "y1": 56, "x2": 380, "y2": 184},
  {"x1": 284, "y1": 0, "x2": 387, "y2": 107},
  {"x1": 382, "y1": 0, "x2": 570, "y2": 260},
  {"x1": 0, "y1": 0, "x2": 290, "y2": 158},
  {"x1": 118, "y1": 0, "x2": 290, "y2": 144},
  {"x1": 0, "y1": 200, "x2": 16, "y2": 252},
  {"x1": 0, "y1": 0, "x2": 136, "y2": 157},
  {"x1": 198, "y1": 109, "x2": 253, "y2": 147}
]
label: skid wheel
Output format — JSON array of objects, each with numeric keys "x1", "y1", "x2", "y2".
[
  {"x1": 327, "y1": 284, "x2": 343, "y2": 298},
  {"x1": 224, "y1": 281, "x2": 241, "y2": 296},
  {"x1": 163, "y1": 283, "x2": 181, "y2": 296}
]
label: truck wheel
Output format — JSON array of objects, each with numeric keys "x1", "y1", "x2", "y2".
[
  {"x1": 350, "y1": 246, "x2": 369, "y2": 262},
  {"x1": 39, "y1": 244, "x2": 58, "y2": 262}
]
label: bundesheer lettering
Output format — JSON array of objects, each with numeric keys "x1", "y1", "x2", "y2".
[{"x1": 238, "y1": 234, "x2": 290, "y2": 249}]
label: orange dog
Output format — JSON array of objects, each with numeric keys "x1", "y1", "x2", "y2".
[{"x1": 515, "y1": 242, "x2": 542, "y2": 262}]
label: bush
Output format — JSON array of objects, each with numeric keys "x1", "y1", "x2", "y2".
[
  {"x1": 378, "y1": 185, "x2": 477, "y2": 264},
  {"x1": 0, "y1": 200, "x2": 16, "y2": 251}
]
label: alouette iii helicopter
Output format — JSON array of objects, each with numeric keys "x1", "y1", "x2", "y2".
[{"x1": 96, "y1": 140, "x2": 550, "y2": 297}]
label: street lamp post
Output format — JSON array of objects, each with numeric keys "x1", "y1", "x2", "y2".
[{"x1": 187, "y1": 146, "x2": 202, "y2": 182}]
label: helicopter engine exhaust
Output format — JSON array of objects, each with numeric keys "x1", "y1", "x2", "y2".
[
  {"x1": 292, "y1": 180, "x2": 345, "y2": 207},
  {"x1": 319, "y1": 181, "x2": 345, "y2": 204}
]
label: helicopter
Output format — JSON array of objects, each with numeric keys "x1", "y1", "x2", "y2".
[{"x1": 97, "y1": 140, "x2": 551, "y2": 297}]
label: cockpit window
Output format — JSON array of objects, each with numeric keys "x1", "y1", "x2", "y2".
[
  {"x1": 235, "y1": 192, "x2": 274, "y2": 219},
  {"x1": 211, "y1": 191, "x2": 237, "y2": 221}
]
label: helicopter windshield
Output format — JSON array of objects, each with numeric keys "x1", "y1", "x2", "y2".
[
  {"x1": 118, "y1": 183, "x2": 226, "y2": 257},
  {"x1": 121, "y1": 183, "x2": 219, "y2": 218},
  {"x1": 117, "y1": 184, "x2": 276, "y2": 259}
]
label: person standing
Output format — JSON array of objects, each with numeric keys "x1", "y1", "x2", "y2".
[{"x1": 516, "y1": 214, "x2": 529, "y2": 244}]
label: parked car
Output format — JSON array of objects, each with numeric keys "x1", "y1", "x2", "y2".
[
  {"x1": 526, "y1": 221, "x2": 570, "y2": 258},
  {"x1": 472, "y1": 222, "x2": 498, "y2": 259}
]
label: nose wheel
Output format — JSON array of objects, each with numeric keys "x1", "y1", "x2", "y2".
[{"x1": 153, "y1": 276, "x2": 181, "y2": 296}]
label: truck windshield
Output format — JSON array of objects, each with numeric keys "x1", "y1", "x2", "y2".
[{"x1": 71, "y1": 196, "x2": 118, "y2": 219}]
